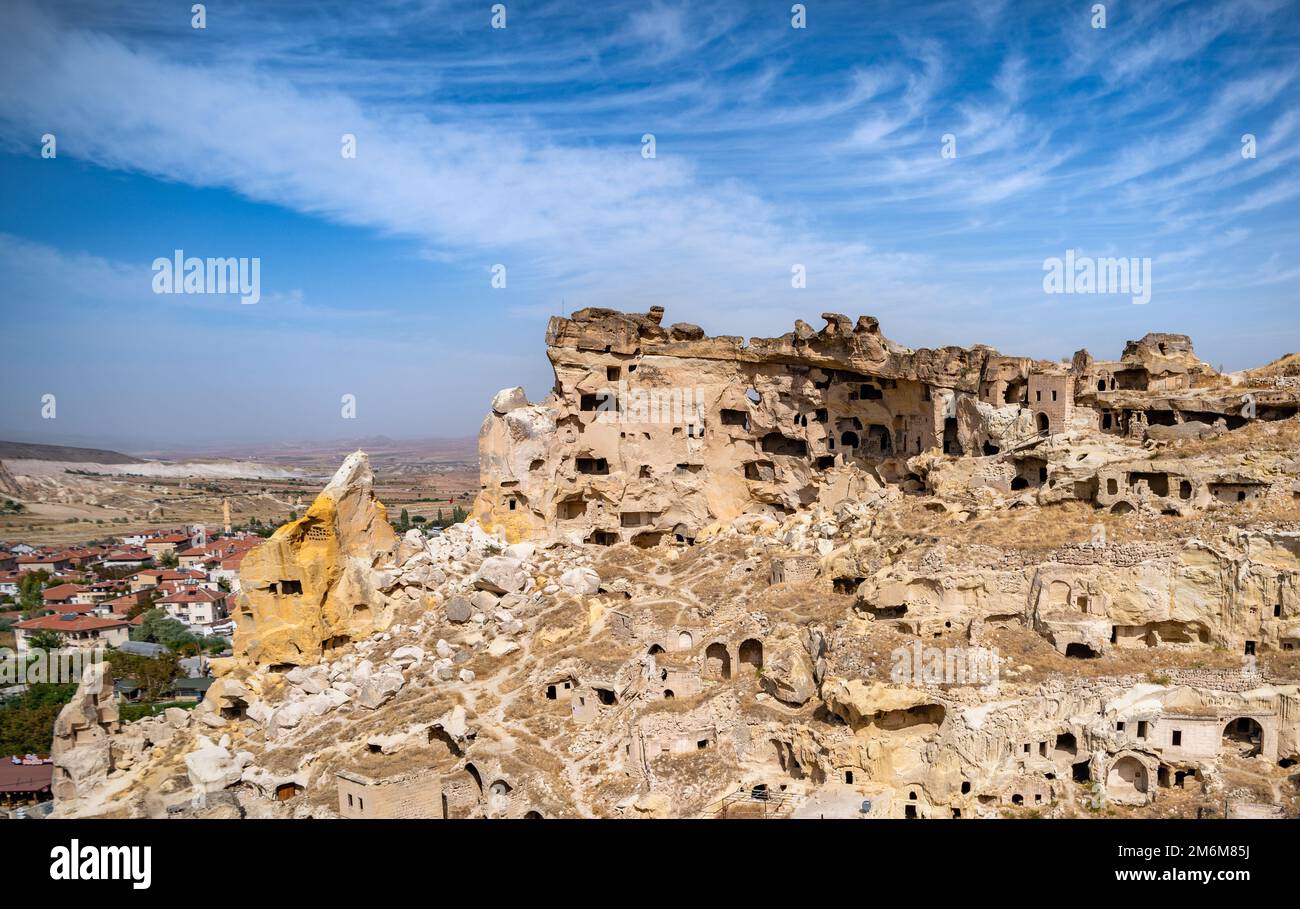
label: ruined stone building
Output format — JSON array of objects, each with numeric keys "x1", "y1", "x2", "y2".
[{"x1": 474, "y1": 308, "x2": 1299, "y2": 545}]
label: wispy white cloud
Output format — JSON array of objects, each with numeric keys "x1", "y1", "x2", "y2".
[{"x1": 0, "y1": 0, "x2": 1298, "y2": 442}]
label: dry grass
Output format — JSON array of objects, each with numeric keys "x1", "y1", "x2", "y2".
[
  {"x1": 923, "y1": 500, "x2": 1165, "y2": 552},
  {"x1": 984, "y1": 626, "x2": 1253, "y2": 684},
  {"x1": 1168, "y1": 414, "x2": 1300, "y2": 459}
]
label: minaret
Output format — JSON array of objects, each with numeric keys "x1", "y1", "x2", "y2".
[{"x1": 223, "y1": 498, "x2": 231, "y2": 535}]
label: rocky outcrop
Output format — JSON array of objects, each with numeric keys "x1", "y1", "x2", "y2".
[
  {"x1": 227, "y1": 451, "x2": 399, "y2": 670},
  {"x1": 40, "y1": 308, "x2": 1300, "y2": 823},
  {"x1": 50, "y1": 662, "x2": 120, "y2": 806},
  {"x1": 759, "y1": 624, "x2": 823, "y2": 706},
  {"x1": 474, "y1": 309, "x2": 1299, "y2": 545},
  {"x1": 0, "y1": 459, "x2": 21, "y2": 496}
]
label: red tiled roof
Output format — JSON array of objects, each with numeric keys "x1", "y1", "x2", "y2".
[
  {"x1": 15, "y1": 615, "x2": 128, "y2": 632},
  {"x1": 179, "y1": 537, "x2": 259, "y2": 557},
  {"x1": 137, "y1": 568, "x2": 203, "y2": 581},
  {"x1": 36, "y1": 602, "x2": 98, "y2": 616},
  {"x1": 104, "y1": 591, "x2": 144, "y2": 606},
  {"x1": 159, "y1": 588, "x2": 224, "y2": 604},
  {"x1": 42, "y1": 583, "x2": 87, "y2": 601},
  {"x1": 0, "y1": 761, "x2": 53, "y2": 794}
]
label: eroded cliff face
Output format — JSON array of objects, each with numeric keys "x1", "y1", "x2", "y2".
[
  {"x1": 474, "y1": 308, "x2": 1298, "y2": 548},
  {"x1": 842, "y1": 530, "x2": 1300, "y2": 658},
  {"x1": 474, "y1": 307, "x2": 987, "y2": 544},
  {"x1": 46, "y1": 310, "x2": 1300, "y2": 821},
  {"x1": 227, "y1": 451, "x2": 399, "y2": 670}
]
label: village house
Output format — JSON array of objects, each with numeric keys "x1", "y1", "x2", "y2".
[
  {"x1": 100, "y1": 548, "x2": 153, "y2": 570},
  {"x1": 0, "y1": 758, "x2": 53, "y2": 809},
  {"x1": 130, "y1": 567, "x2": 207, "y2": 592},
  {"x1": 13, "y1": 613, "x2": 130, "y2": 653},
  {"x1": 41, "y1": 583, "x2": 92, "y2": 608},
  {"x1": 336, "y1": 770, "x2": 444, "y2": 819},
  {"x1": 158, "y1": 587, "x2": 229, "y2": 631},
  {"x1": 100, "y1": 590, "x2": 150, "y2": 617},
  {"x1": 84, "y1": 578, "x2": 129, "y2": 602},
  {"x1": 210, "y1": 550, "x2": 250, "y2": 590},
  {"x1": 18, "y1": 552, "x2": 72, "y2": 573},
  {"x1": 115, "y1": 675, "x2": 213, "y2": 704},
  {"x1": 35, "y1": 602, "x2": 100, "y2": 619},
  {"x1": 144, "y1": 533, "x2": 191, "y2": 560},
  {"x1": 177, "y1": 536, "x2": 260, "y2": 570}
]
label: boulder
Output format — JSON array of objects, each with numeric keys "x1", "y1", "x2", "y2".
[
  {"x1": 185, "y1": 737, "x2": 252, "y2": 795},
  {"x1": 356, "y1": 671, "x2": 405, "y2": 709},
  {"x1": 491, "y1": 386, "x2": 529, "y2": 414},
  {"x1": 559, "y1": 567, "x2": 601, "y2": 595},
  {"x1": 445, "y1": 595, "x2": 473, "y2": 623},
  {"x1": 760, "y1": 642, "x2": 819, "y2": 706},
  {"x1": 487, "y1": 638, "x2": 520, "y2": 658},
  {"x1": 470, "y1": 589, "x2": 500, "y2": 612},
  {"x1": 390, "y1": 645, "x2": 425, "y2": 668},
  {"x1": 474, "y1": 556, "x2": 527, "y2": 594}
]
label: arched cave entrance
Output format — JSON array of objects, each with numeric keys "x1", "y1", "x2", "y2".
[
  {"x1": 1223, "y1": 717, "x2": 1264, "y2": 757},
  {"x1": 705, "y1": 642, "x2": 731, "y2": 680}
]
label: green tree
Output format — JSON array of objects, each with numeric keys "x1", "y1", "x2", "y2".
[
  {"x1": 25, "y1": 629, "x2": 64, "y2": 652},
  {"x1": 0, "y1": 683, "x2": 78, "y2": 755},
  {"x1": 159, "y1": 550, "x2": 179, "y2": 569},
  {"x1": 398, "y1": 508, "x2": 410, "y2": 531},
  {"x1": 130, "y1": 609, "x2": 199, "y2": 651},
  {"x1": 125, "y1": 588, "x2": 158, "y2": 621},
  {"x1": 106, "y1": 651, "x2": 181, "y2": 703},
  {"x1": 18, "y1": 572, "x2": 49, "y2": 616}
]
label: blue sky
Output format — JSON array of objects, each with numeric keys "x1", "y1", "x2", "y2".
[{"x1": 0, "y1": 0, "x2": 1297, "y2": 449}]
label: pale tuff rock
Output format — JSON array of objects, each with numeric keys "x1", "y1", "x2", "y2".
[
  {"x1": 355, "y1": 670, "x2": 405, "y2": 709},
  {"x1": 491, "y1": 386, "x2": 529, "y2": 414},
  {"x1": 42, "y1": 310, "x2": 1300, "y2": 821},
  {"x1": 559, "y1": 566, "x2": 601, "y2": 595},
  {"x1": 474, "y1": 555, "x2": 527, "y2": 594},
  {"x1": 759, "y1": 625, "x2": 824, "y2": 706},
  {"x1": 474, "y1": 309, "x2": 1299, "y2": 544},
  {"x1": 50, "y1": 662, "x2": 120, "y2": 807},
  {"x1": 0, "y1": 459, "x2": 21, "y2": 496},
  {"x1": 229, "y1": 451, "x2": 399, "y2": 669},
  {"x1": 487, "y1": 638, "x2": 520, "y2": 658},
  {"x1": 185, "y1": 736, "x2": 254, "y2": 797},
  {"x1": 389, "y1": 645, "x2": 425, "y2": 668},
  {"x1": 852, "y1": 529, "x2": 1300, "y2": 657}
]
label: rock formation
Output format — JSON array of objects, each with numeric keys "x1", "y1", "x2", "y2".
[
  {"x1": 0, "y1": 459, "x2": 20, "y2": 497},
  {"x1": 473, "y1": 308, "x2": 1299, "y2": 546},
  {"x1": 43, "y1": 310, "x2": 1300, "y2": 821},
  {"x1": 226, "y1": 451, "x2": 399, "y2": 670},
  {"x1": 50, "y1": 662, "x2": 120, "y2": 806}
]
